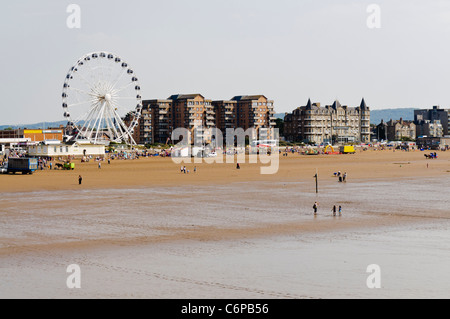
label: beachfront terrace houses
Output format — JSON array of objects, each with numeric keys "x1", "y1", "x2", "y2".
[{"x1": 284, "y1": 98, "x2": 370, "y2": 145}]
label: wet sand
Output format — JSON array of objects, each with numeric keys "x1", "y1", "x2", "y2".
[{"x1": 0, "y1": 150, "x2": 449, "y2": 298}]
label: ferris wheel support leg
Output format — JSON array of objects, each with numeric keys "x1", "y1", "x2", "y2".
[
  {"x1": 89, "y1": 103, "x2": 105, "y2": 143},
  {"x1": 94, "y1": 102, "x2": 107, "y2": 144}
]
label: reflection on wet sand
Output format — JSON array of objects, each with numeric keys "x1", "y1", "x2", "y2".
[{"x1": 0, "y1": 176, "x2": 449, "y2": 298}]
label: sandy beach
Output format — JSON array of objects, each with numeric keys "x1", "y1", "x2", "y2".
[
  {"x1": 1, "y1": 149, "x2": 449, "y2": 298},
  {"x1": 0, "y1": 149, "x2": 449, "y2": 193}
]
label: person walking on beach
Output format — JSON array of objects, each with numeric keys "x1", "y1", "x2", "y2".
[
  {"x1": 332, "y1": 205, "x2": 337, "y2": 217},
  {"x1": 339, "y1": 206, "x2": 342, "y2": 216},
  {"x1": 343, "y1": 172, "x2": 347, "y2": 182},
  {"x1": 194, "y1": 166, "x2": 197, "y2": 173},
  {"x1": 180, "y1": 165, "x2": 183, "y2": 173},
  {"x1": 236, "y1": 163, "x2": 240, "y2": 169},
  {"x1": 78, "y1": 175, "x2": 82, "y2": 185},
  {"x1": 98, "y1": 162, "x2": 101, "y2": 169},
  {"x1": 313, "y1": 202, "x2": 318, "y2": 215}
]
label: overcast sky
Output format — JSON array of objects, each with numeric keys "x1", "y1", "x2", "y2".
[{"x1": 1, "y1": 0, "x2": 450, "y2": 125}]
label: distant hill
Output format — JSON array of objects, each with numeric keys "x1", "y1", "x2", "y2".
[
  {"x1": 0, "y1": 121, "x2": 67, "y2": 130},
  {"x1": 370, "y1": 108, "x2": 417, "y2": 124}
]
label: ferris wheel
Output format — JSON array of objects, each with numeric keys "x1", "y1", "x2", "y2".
[{"x1": 62, "y1": 52, "x2": 143, "y2": 144}]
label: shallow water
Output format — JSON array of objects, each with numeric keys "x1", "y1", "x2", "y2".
[{"x1": 0, "y1": 177, "x2": 449, "y2": 298}]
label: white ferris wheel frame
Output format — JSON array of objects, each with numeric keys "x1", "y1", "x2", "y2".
[{"x1": 62, "y1": 51, "x2": 143, "y2": 145}]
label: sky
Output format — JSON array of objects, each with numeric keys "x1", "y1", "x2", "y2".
[{"x1": 1, "y1": 0, "x2": 450, "y2": 125}]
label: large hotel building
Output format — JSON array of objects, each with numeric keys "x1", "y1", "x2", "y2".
[
  {"x1": 284, "y1": 98, "x2": 370, "y2": 144},
  {"x1": 129, "y1": 94, "x2": 276, "y2": 145}
]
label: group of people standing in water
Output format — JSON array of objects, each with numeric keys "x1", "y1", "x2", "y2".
[{"x1": 313, "y1": 202, "x2": 342, "y2": 217}]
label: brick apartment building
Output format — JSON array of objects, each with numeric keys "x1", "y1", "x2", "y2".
[
  {"x1": 230, "y1": 95, "x2": 277, "y2": 140},
  {"x1": 212, "y1": 99, "x2": 238, "y2": 141},
  {"x1": 128, "y1": 94, "x2": 276, "y2": 145}
]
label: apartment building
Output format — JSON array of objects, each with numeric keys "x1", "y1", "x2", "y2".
[
  {"x1": 416, "y1": 120, "x2": 444, "y2": 138},
  {"x1": 125, "y1": 93, "x2": 277, "y2": 145},
  {"x1": 284, "y1": 98, "x2": 370, "y2": 144},
  {"x1": 211, "y1": 99, "x2": 238, "y2": 142},
  {"x1": 230, "y1": 95, "x2": 277, "y2": 139},
  {"x1": 139, "y1": 99, "x2": 173, "y2": 144},
  {"x1": 169, "y1": 94, "x2": 215, "y2": 144},
  {"x1": 414, "y1": 106, "x2": 449, "y2": 136}
]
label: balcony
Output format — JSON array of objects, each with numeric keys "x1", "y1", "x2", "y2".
[{"x1": 206, "y1": 116, "x2": 215, "y2": 121}]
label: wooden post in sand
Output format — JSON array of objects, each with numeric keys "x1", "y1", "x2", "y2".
[{"x1": 314, "y1": 169, "x2": 318, "y2": 194}]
